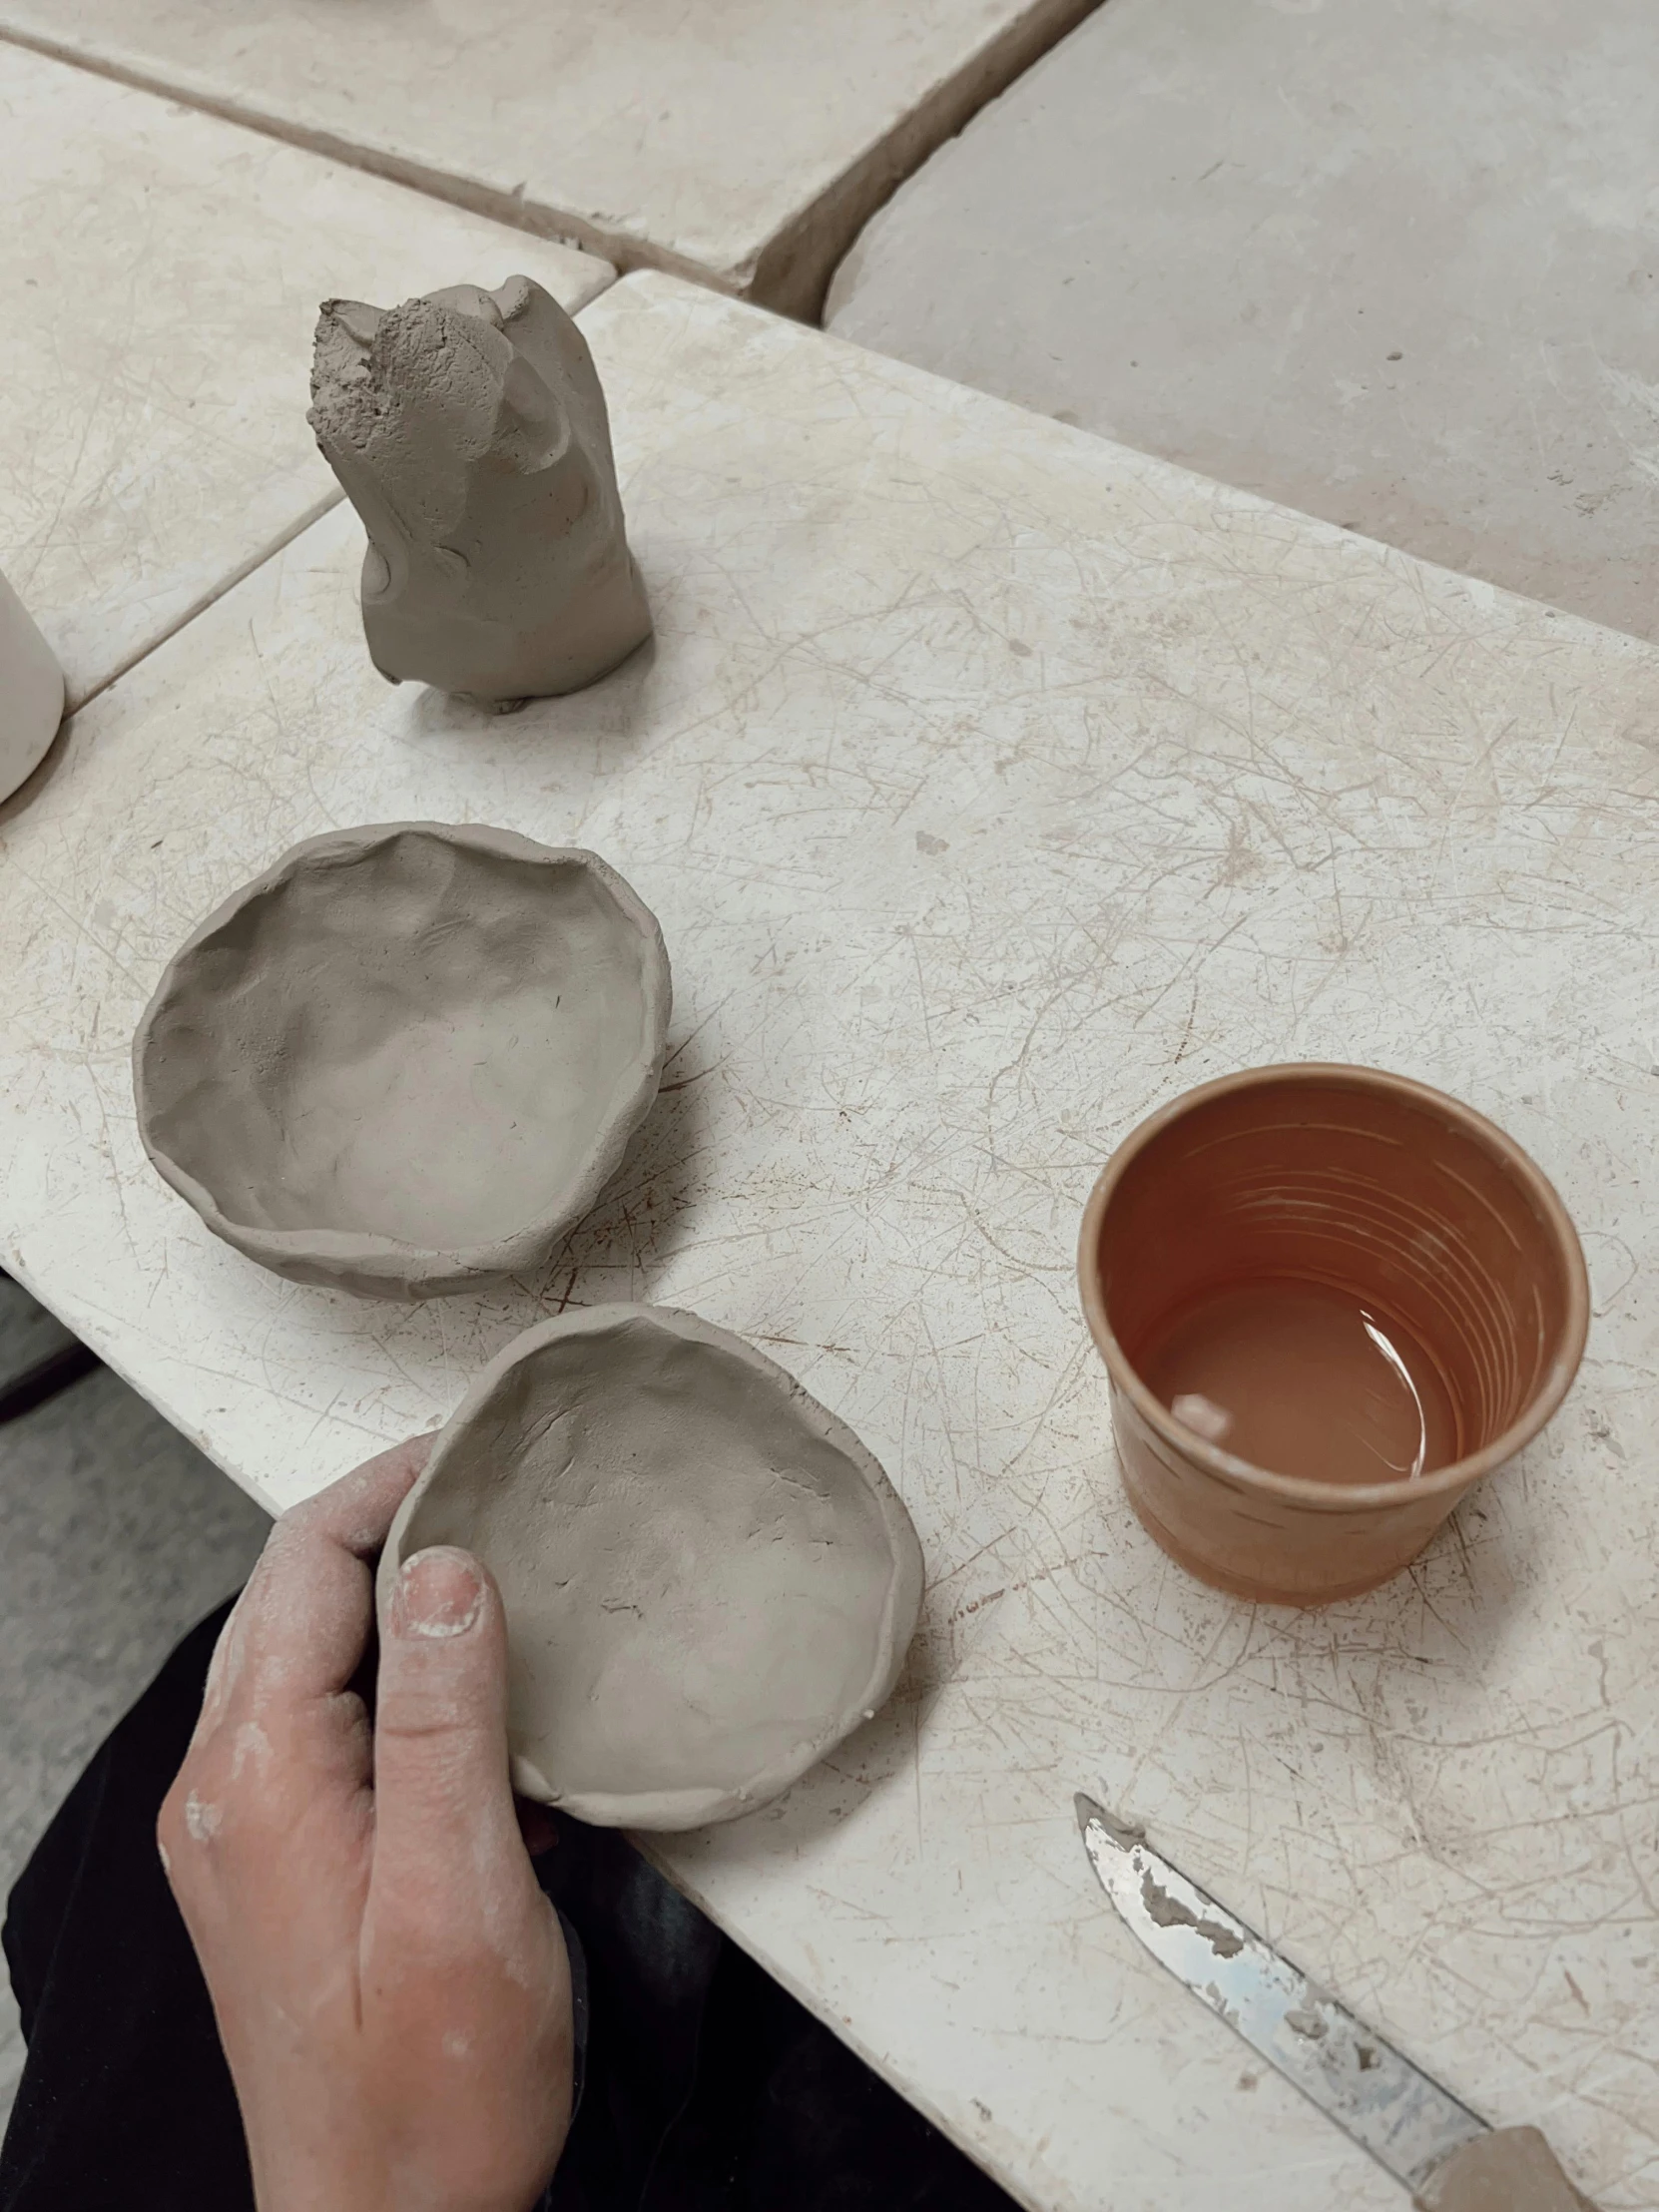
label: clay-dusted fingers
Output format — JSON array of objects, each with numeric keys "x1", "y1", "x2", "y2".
[
  {"x1": 161, "y1": 1465, "x2": 575, "y2": 2210},
  {"x1": 365, "y1": 1543, "x2": 574, "y2": 2179},
  {"x1": 196, "y1": 1435, "x2": 434, "y2": 1741},
  {"x1": 161, "y1": 1439, "x2": 437, "y2": 1978},
  {"x1": 370, "y1": 1548, "x2": 531, "y2": 1894}
]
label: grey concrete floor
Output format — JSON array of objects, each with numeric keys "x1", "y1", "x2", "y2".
[
  {"x1": 0, "y1": 1277, "x2": 270, "y2": 2128},
  {"x1": 827, "y1": 0, "x2": 1659, "y2": 644}
]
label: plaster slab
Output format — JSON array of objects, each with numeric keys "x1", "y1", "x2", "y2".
[
  {"x1": 826, "y1": 0, "x2": 1659, "y2": 643},
  {"x1": 0, "y1": 0, "x2": 1100, "y2": 315},
  {"x1": 1, "y1": 276, "x2": 1653, "y2": 2210},
  {"x1": 0, "y1": 43, "x2": 612, "y2": 709}
]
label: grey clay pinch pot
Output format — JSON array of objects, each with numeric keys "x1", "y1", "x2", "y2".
[
  {"x1": 380, "y1": 1305, "x2": 925, "y2": 1831},
  {"x1": 132, "y1": 824, "x2": 670, "y2": 1298}
]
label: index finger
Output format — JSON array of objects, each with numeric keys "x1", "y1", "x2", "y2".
[{"x1": 198, "y1": 1435, "x2": 433, "y2": 1738}]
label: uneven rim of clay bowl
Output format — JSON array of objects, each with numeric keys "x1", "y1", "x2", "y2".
[
  {"x1": 381, "y1": 1304, "x2": 925, "y2": 1831},
  {"x1": 131, "y1": 824, "x2": 671, "y2": 1298},
  {"x1": 1076, "y1": 1063, "x2": 1590, "y2": 1513}
]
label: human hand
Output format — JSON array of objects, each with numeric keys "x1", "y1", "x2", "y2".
[{"x1": 160, "y1": 1438, "x2": 573, "y2": 2212}]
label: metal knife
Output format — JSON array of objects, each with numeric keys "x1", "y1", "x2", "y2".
[{"x1": 1076, "y1": 1796, "x2": 1599, "y2": 2211}]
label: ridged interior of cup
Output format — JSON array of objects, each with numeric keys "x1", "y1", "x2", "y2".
[
  {"x1": 1094, "y1": 1070, "x2": 1584, "y2": 1485},
  {"x1": 140, "y1": 830, "x2": 658, "y2": 1254}
]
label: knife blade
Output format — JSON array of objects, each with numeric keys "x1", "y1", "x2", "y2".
[{"x1": 1075, "y1": 1795, "x2": 1598, "y2": 2211}]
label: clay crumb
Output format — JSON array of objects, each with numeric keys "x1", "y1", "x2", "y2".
[
  {"x1": 1172, "y1": 1391, "x2": 1232, "y2": 1443},
  {"x1": 1284, "y1": 2005, "x2": 1328, "y2": 2040},
  {"x1": 1139, "y1": 1870, "x2": 1245, "y2": 1957}
]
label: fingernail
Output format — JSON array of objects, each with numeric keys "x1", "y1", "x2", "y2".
[{"x1": 397, "y1": 1548, "x2": 484, "y2": 1638}]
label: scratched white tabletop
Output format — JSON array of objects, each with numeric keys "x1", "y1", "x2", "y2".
[
  {"x1": 1, "y1": 276, "x2": 1653, "y2": 2210},
  {"x1": 0, "y1": 41, "x2": 611, "y2": 709}
]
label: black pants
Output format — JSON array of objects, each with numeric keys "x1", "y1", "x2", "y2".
[{"x1": 1, "y1": 1604, "x2": 1014, "y2": 2211}]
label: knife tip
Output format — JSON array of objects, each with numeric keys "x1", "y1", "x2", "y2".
[{"x1": 1075, "y1": 1792, "x2": 1147, "y2": 1849}]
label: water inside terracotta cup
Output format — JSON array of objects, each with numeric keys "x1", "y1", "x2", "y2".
[{"x1": 1096, "y1": 1072, "x2": 1579, "y2": 1487}]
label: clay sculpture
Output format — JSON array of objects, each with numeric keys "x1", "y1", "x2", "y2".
[
  {"x1": 381, "y1": 1305, "x2": 925, "y2": 1830},
  {"x1": 132, "y1": 825, "x2": 670, "y2": 1298},
  {"x1": 0, "y1": 569, "x2": 65, "y2": 803},
  {"x1": 308, "y1": 276, "x2": 651, "y2": 705}
]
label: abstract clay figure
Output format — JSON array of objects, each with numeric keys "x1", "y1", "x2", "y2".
[
  {"x1": 132, "y1": 825, "x2": 670, "y2": 1299},
  {"x1": 0, "y1": 569, "x2": 65, "y2": 802},
  {"x1": 381, "y1": 1305, "x2": 925, "y2": 1831},
  {"x1": 309, "y1": 276, "x2": 651, "y2": 706}
]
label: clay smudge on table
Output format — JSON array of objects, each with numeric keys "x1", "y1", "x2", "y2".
[{"x1": 309, "y1": 275, "x2": 651, "y2": 705}]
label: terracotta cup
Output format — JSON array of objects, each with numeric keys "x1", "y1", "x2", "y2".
[{"x1": 1077, "y1": 1065, "x2": 1588, "y2": 1605}]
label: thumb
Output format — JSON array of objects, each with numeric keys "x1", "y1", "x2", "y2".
[{"x1": 372, "y1": 1547, "x2": 530, "y2": 1901}]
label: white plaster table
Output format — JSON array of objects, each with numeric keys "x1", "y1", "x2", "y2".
[
  {"x1": 1, "y1": 276, "x2": 1654, "y2": 2211},
  {"x1": 0, "y1": 42, "x2": 611, "y2": 710},
  {"x1": 0, "y1": 0, "x2": 1096, "y2": 316},
  {"x1": 827, "y1": 0, "x2": 1659, "y2": 645}
]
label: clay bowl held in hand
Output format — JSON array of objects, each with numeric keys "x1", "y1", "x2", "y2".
[
  {"x1": 381, "y1": 1305, "x2": 925, "y2": 1830},
  {"x1": 133, "y1": 825, "x2": 670, "y2": 1298},
  {"x1": 1077, "y1": 1064, "x2": 1589, "y2": 1606}
]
